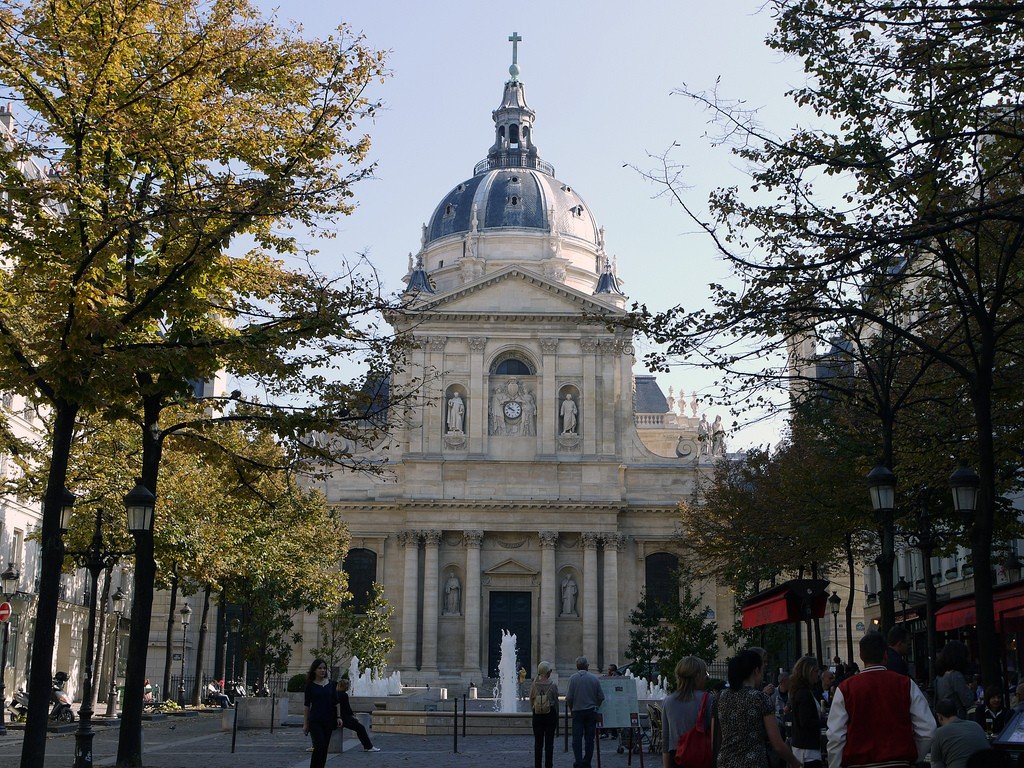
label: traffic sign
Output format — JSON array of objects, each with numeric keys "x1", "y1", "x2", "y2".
[{"x1": 0, "y1": 602, "x2": 11, "y2": 622}]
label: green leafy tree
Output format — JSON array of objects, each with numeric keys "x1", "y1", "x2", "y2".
[
  {"x1": 346, "y1": 583, "x2": 395, "y2": 675},
  {"x1": 625, "y1": 589, "x2": 668, "y2": 680}
]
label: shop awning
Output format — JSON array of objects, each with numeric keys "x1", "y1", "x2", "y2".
[
  {"x1": 934, "y1": 582, "x2": 1024, "y2": 632},
  {"x1": 741, "y1": 579, "x2": 830, "y2": 629}
]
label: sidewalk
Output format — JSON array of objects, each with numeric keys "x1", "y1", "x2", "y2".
[{"x1": 0, "y1": 711, "x2": 656, "y2": 768}]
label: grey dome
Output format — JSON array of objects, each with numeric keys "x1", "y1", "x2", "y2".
[{"x1": 425, "y1": 168, "x2": 599, "y2": 247}]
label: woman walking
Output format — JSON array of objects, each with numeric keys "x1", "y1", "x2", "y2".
[
  {"x1": 788, "y1": 656, "x2": 824, "y2": 767},
  {"x1": 529, "y1": 661, "x2": 559, "y2": 768},
  {"x1": 716, "y1": 649, "x2": 800, "y2": 768},
  {"x1": 660, "y1": 656, "x2": 714, "y2": 768},
  {"x1": 303, "y1": 658, "x2": 341, "y2": 768}
]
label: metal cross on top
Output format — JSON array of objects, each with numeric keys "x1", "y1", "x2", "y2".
[{"x1": 508, "y1": 32, "x2": 522, "y2": 80}]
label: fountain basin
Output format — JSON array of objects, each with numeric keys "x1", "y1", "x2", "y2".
[{"x1": 372, "y1": 709, "x2": 534, "y2": 736}]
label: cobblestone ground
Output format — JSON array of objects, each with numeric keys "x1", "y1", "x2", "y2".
[{"x1": 0, "y1": 715, "x2": 656, "y2": 768}]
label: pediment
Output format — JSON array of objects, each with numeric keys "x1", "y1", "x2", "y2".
[
  {"x1": 416, "y1": 266, "x2": 621, "y2": 317},
  {"x1": 483, "y1": 558, "x2": 538, "y2": 577}
]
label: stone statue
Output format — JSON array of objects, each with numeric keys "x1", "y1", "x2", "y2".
[
  {"x1": 522, "y1": 388, "x2": 537, "y2": 436},
  {"x1": 443, "y1": 571, "x2": 461, "y2": 615},
  {"x1": 560, "y1": 393, "x2": 578, "y2": 435},
  {"x1": 560, "y1": 575, "x2": 578, "y2": 616},
  {"x1": 446, "y1": 392, "x2": 465, "y2": 434},
  {"x1": 697, "y1": 414, "x2": 710, "y2": 455},
  {"x1": 690, "y1": 391, "x2": 698, "y2": 417},
  {"x1": 712, "y1": 415, "x2": 726, "y2": 456},
  {"x1": 489, "y1": 387, "x2": 504, "y2": 435},
  {"x1": 666, "y1": 386, "x2": 676, "y2": 413}
]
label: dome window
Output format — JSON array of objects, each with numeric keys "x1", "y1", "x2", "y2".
[
  {"x1": 509, "y1": 124, "x2": 520, "y2": 145},
  {"x1": 569, "y1": 205, "x2": 584, "y2": 218},
  {"x1": 561, "y1": 185, "x2": 572, "y2": 193},
  {"x1": 444, "y1": 203, "x2": 455, "y2": 219},
  {"x1": 510, "y1": 176, "x2": 520, "y2": 184},
  {"x1": 456, "y1": 184, "x2": 466, "y2": 192},
  {"x1": 510, "y1": 196, "x2": 519, "y2": 206}
]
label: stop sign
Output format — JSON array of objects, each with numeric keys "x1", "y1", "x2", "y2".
[{"x1": 0, "y1": 602, "x2": 11, "y2": 622}]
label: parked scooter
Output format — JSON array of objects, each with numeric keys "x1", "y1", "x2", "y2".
[{"x1": 6, "y1": 672, "x2": 74, "y2": 723}]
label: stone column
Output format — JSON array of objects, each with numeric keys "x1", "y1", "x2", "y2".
[
  {"x1": 468, "y1": 338, "x2": 487, "y2": 453},
  {"x1": 426, "y1": 337, "x2": 447, "y2": 453},
  {"x1": 539, "y1": 531, "x2": 558, "y2": 666},
  {"x1": 582, "y1": 532, "x2": 600, "y2": 665},
  {"x1": 399, "y1": 530, "x2": 421, "y2": 670},
  {"x1": 540, "y1": 338, "x2": 558, "y2": 454},
  {"x1": 602, "y1": 534, "x2": 624, "y2": 668},
  {"x1": 421, "y1": 530, "x2": 442, "y2": 674},
  {"x1": 580, "y1": 339, "x2": 598, "y2": 455},
  {"x1": 462, "y1": 531, "x2": 484, "y2": 677}
]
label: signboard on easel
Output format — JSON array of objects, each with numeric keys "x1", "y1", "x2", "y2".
[{"x1": 598, "y1": 676, "x2": 638, "y2": 728}]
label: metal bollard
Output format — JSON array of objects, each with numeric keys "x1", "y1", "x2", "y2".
[
  {"x1": 463, "y1": 693, "x2": 467, "y2": 737},
  {"x1": 453, "y1": 697, "x2": 459, "y2": 754},
  {"x1": 270, "y1": 693, "x2": 275, "y2": 734},
  {"x1": 564, "y1": 701, "x2": 569, "y2": 752},
  {"x1": 231, "y1": 703, "x2": 239, "y2": 753}
]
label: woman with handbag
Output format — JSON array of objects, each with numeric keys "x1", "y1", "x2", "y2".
[
  {"x1": 788, "y1": 656, "x2": 825, "y2": 767},
  {"x1": 661, "y1": 656, "x2": 714, "y2": 768}
]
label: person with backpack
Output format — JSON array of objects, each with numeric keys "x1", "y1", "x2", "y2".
[
  {"x1": 661, "y1": 656, "x2": 715, "y2": 768},
  {"x1": 529, "y1": 661, "x2": 559, "y2": 768}
]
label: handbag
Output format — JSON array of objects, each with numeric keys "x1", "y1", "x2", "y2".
[{"x1": 674, "y1": 692, "x2": 713, "y2": 768}]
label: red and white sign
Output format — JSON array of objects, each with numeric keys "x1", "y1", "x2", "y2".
[{"x1": 0, "y1": 602, "x2": 11, "y2": 622}]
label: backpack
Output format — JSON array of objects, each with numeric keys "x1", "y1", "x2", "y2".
[
  {"x1": 674, "y1": 691, "x2": 713, "y2": 768},
  {"x1": 532, "y1": 683, "x2": 552, "y2": 715}
]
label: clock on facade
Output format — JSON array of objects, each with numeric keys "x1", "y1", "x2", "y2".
[{"x1": 503, "y1": 401, "x2": 522, "y2": 420}]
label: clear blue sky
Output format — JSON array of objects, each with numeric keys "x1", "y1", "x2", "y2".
[{"x1": 256, "y1": 0, "x2": 805, "y2": 449}]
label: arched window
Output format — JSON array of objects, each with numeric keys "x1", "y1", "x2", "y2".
[
  {"x1": 343, "y1": 548, "x2": 377, "y2": 613},
  {"x1": 645, "y1": 552, "x2": 680, "y2": 616},
  {"x1": 509, "y1": 124, "x2": 520, "y2": 145},
  {"x1": 494, "y1": 358, "x2": 531, "y2": 375}
]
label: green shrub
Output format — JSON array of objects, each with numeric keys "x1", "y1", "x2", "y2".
[{"x1": 287, "y1": 673, "x2": 307, "y2": 692}]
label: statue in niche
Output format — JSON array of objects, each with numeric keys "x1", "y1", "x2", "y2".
[
  {"x1": 560, "y1": 393, "x2": 578, "y2": 435},
  {"x1": 712, "y1": 415, "x2": 727, "y2": 456},
  {"x1": 522, "y1": 388, "x2": 537, "y2": 436},
  {"x1": 697, "y1": 414, "x2": 710, "y2": 455},
  {"x1": 446, "y1": 391, "x2": 465, "y2": 434},
  {"x1": 489, "y1": 387, "x2": 504, "y2": 435},
  {"x1": 443, "y1": 571, "x2": 461, "y2": 615},
  {"x1": 560, "y1": 575, "x2": 578, "y2": 617}
]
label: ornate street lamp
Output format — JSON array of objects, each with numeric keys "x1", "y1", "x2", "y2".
[
  {"x1": 105, "y1": 586, "x2": 127, "y2": 718},
  {"x1": 228, "y1": 617, "x2": 241, "y2": 693},
  {"x1": 895, "y1": 576, "x2": 911, "y2": 625},
  {"x1": 0, "y1": 561, "x2": 20, "y2": 737},
  {"x1": 829, "y1": 591, "x2": 841, "y2": 662},
  {"x1": 948, "y1": 464, "x2": 980, "y2": 529},
  {"x1": 867, "y1": 464, "x2": 897, "y2": 517},
  {"x1": 1004, "y1": 548, "x2": 1023, "y2": 583},
  {"x1": 177, "y1": 603, "x2": 192, "y2": 707},
  {"x1": 57, "y1": 487, "x2": 78, "y2": 533}
]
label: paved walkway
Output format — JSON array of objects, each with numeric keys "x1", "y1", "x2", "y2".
[{"x1": 0, "y1": 713, "x2": 654, "y2": 768}]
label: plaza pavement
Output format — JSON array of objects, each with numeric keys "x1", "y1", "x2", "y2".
[{"x1": 0, "y1": 712, "x2": 655, "y2": 768}]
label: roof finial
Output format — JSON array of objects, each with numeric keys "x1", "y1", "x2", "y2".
[{"x1": 508, "y1": 32, "x2": 522, "y2": 81}]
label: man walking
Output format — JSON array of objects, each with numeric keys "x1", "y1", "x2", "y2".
[
  {"x1": 827, "y1": 632, "x2": 935, "y2": 768},
  {"x1": 884, "y1": 626, "x2": 911, "y2": 676},
  {"x1": 566, "y1": 656, "x2": 604, "y2": 768}
]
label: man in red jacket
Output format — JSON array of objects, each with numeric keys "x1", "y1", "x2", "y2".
[{"x1": 826, "y1": 632, "x2": 934, "y2": 768}]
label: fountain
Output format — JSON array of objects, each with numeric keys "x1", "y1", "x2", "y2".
[
  {"x1": 622, "y1": 668, "x2": 668, "y2": 700},
  {"x1": 492, "y1": 630, "x2": 519, "y2": 713},
  {"x1": 346, "y1": 656, "x2": 403, "y2": 697}
]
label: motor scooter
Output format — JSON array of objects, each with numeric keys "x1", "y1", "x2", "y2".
[{"x1": 6, "y1": 672, "x2": 74, "y2": 723}]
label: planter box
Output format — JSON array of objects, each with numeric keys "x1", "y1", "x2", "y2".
[{"x1": 222, "y1": 697, "x2": 288, "y2": 730}]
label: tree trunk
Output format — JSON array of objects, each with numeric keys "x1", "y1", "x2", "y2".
[
  {"x1": 116, "y1": 391, "x2": 164, "y2": 767},
  {"x1": 214, "y1": 592, "x2": 227, "y2": 683},
  {"x1": 845, "y1": 534, "x2": 856, "y2": 665},
  {"x1": 191, "y1": 586, "x2": 212, "y2": 706},
  {"x1": 812, "y1": 563, "x2": 824, "y2": 663},
  {"x1": 162, "y1": 564, "x2": 179, "y2": 699},
  {"x1": 876, "y1": 416, "x2": 897, "y2": 636},
  {"x1": 91, "y1": 568, "x2": 112, "y2": 707},
  {"x1": 921, "y1": 545, "x2": 938, "y2": 691},
  {"x1": 969, "y1": 375, "x2": 1000, "y2": 685},
  {"x1": 21, "y1": 403, "x2": 79, "y2": 768}
]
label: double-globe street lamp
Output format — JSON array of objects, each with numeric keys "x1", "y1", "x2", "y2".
[
  {"x1": 63, "y1": 482, "x2": 155, "y2": 768},
  {"x1": 866, "y1": 462, "x2": 980, "y2": 681},
  {"x1": 828, "y1": 591, "x2": 841, "y2": 663},
  {"x1": 177, "y1": 603, "x2": 192, "y2": 707},
  {"x1": 0, "y1": 562, "x2": 20, "y2": 737},
  {"x1": 105, "y1": 586, "x2": 127, "y2": 719}
]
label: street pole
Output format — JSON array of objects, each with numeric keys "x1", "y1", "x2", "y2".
[
  {"x1": 0, "y1": 562, "x2": 17, "y2": 738},
  {"x1": 177, "y1": 604, "x2": 191, "y2": 707},
  {"x1": 105, "y1": 587, "x2": 126, "y2": 718}
]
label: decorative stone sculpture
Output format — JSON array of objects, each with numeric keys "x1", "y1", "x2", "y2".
[
  {"x1": 446, "y1": 391, "x2": 465, "y2": 434},
  {"x1": 560, "y1": 393, "x2": 578, "y2": 435},
  {"x1": 522, "y1": 389, "x2": 537, "y2": 436},
  {"x1": 697, "y1": 414, "x2": 710, "y2": 455},
  {"x1": 443, "y1": 571, "x2": 461, "y2": 615},
  {"x1": 690, "y1": 391, "x2": 698, "y2": 417},
  {"x1": 560, "y1": 575, "x2": 578, "y2": 617},
  {"x1": 712, "y1": 415, "x2": 726, "y2": 456}
]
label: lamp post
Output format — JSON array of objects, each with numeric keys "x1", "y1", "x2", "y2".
[
  {"x1": 105, "y1": 586, "x2": 127, "y2": 718},
  {"x1": 828, "y1": 591, "x2": 841, "y2": 663},
  {"x1": 1005, "y1": 548, "x2": 1023, "y2": 583},
  {"x1": 948, "y1": 464, "x2": 980, "y2": 530},
  {"x1": 228, "y1": 617, "x2": 240, "y2": 693},
  {"x1": 867, "y1": 464, "x2": 898, "y2": 634},
  {"x1": 177, "y1": 603, "x2": 192, "y2": 707},
  {"x1": 64, "y1": 507, "x2": 138, "y2": 768},
  {"x1": 908, "y1": 505, "x2": 940, "y2": 683},
  {"x1": 894, "y1": 576, "x2": 911, "y2": 626},
  {"x1": 0, "y1": 562, "x2": 20, "y2": 737}
]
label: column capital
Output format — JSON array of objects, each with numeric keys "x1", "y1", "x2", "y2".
[
  {"x1": 423, "y1": 529, "x2": 442, "y2": 546},
  {"x1": 427, "y1": 336, "x2": 448, "y2": 351},
  {"x1": 539, "y1": 531, "x2": 559, "y2": 549},
  {"x1": 539, "y1": 337, "x2": 559, "y2": 354},
  {"x1": 581, "y1": 532, "x2": 601, "y2": 550},
  {"x1": 462, "y1": 530, "x2": 484, "y2": 548},
  {"x1": 579, "y1": 338, "x2": 600, "y2": 353},
  {"x1": 602, "y1": 533, "x2": 626, "y2": 551},
  {"x1": 468, "y1": 337, "x2": 487, "y2": 351},
  {"x1": 397, "y1": 530, "x2": 421, "y2": 547}
]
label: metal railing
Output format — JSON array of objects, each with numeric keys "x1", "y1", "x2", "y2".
[{"x1": 473, "y1": 153, "x2": 555, "y2": 177}]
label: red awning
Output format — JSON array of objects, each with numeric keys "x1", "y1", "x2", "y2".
[
  {"x1": 740, "y1": 579, "x2": 830, "y2": 629},
  {"x1": 742, "y1": 592, "x2": 791, "y2": 629},
  {"x1": 934, "y1": 583, "x2": 1024, "y2": 632}
]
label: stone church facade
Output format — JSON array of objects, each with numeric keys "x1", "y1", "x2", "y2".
[{"x1": 318, "y1": 61, "x2": 730, "y2": 684}]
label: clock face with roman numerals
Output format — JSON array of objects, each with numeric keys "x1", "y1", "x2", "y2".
[{"x1": 503, "y1": 401, "x2": 522, "y2": 420}]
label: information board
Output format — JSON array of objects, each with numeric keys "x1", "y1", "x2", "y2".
[{"x1": 598, "y1": 676, "x2": 639, "y2": 729}]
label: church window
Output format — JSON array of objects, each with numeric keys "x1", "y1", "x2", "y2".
[
  {"x1": 494, "y1": 358, "x2": 530, "y2": 375},
  {"x1": 509, "y1": 124, "x2": 520, "y2": 145},
  {"x1": 343, "y1": 548, "x2": 377, "y2": 613},
  {"x1": 561, "y1": 185, "x2": 572, "y2": 193},
  {"x1": 523, "y1": 126, "x2": 530, "y2": 142},
  {"x1": 457, "y1": 184, "x2": 465, "y2": 192},
  {"x1": 499, "y1": 126, "x2": 505, "y2": 139},
  {"x1": 510, "y1": 176, "x2": 520, "y2": 184},
  {"x1": 645, "y1": 552, "x2": 680, "y2": 617},
  {"x1": 438, "y1": 260, "x2": 444, "y2": 268},
  {"x1": 444, "y1": 203, "x2": 455, "y2": 218},
  {"x1": 510, "y1": 196, "x2": 519, "y2": 206},
  {"x1": 570, "y1": 205, "x2": 584, "y2": 218}
]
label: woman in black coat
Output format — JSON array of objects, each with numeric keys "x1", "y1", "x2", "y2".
[
  {"x1": 788, "y1": 657, "x2": 825, "y2": 768},
  {"x1": 303, "y1": 658, "x2": 342, "y2": 768}
]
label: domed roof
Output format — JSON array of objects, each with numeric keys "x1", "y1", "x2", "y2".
[{"x1": 425, "y1": 167, "x2": 599, "y2": 246}]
